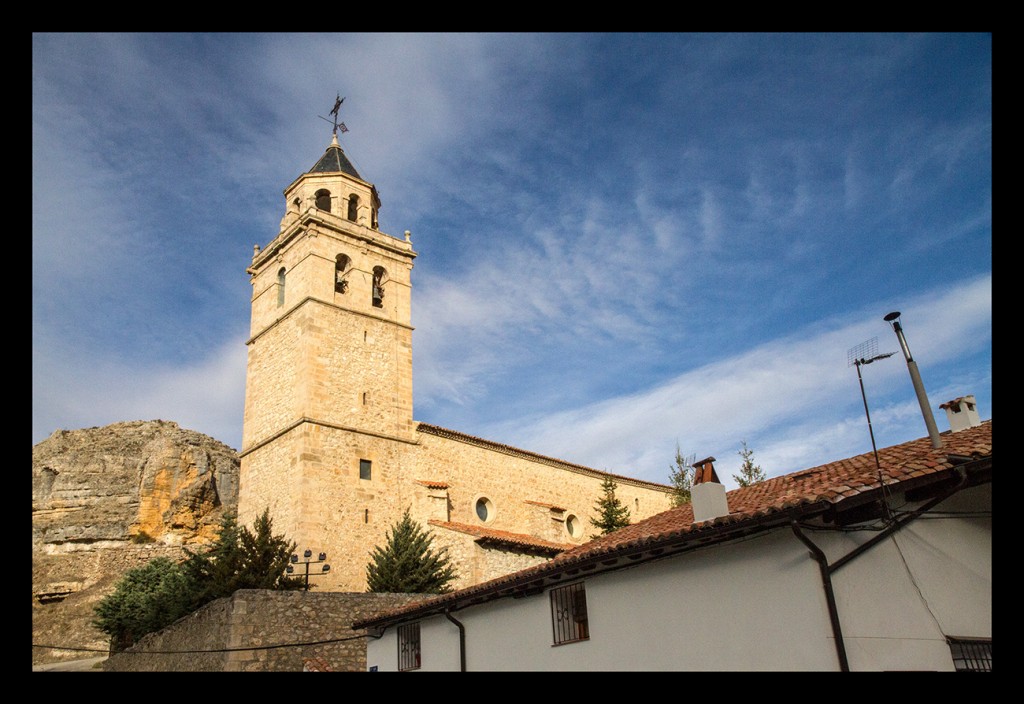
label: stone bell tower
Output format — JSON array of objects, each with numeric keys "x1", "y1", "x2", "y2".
[{"x1": 238, "y1": 110, "x2": 417, "y2": 590}]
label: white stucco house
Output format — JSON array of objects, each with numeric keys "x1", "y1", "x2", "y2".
[{"x1": 355, "y1": 409, "x2": 991, "y2": 672}]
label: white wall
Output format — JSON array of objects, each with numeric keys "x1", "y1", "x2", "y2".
[
  {"x1": 365, "y1": 484, "x2": 990, "y2": 671},
  {"x1": 826, "y1": 484, "x2": 991, "y2": 671}
]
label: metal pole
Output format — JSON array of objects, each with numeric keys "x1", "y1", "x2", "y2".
[
  {"x1": 855, "y1": 361, "x2": 882, "y2": 471},
  {"x1": 884, "y1": 313, "x2": 942, "y2": 449}
]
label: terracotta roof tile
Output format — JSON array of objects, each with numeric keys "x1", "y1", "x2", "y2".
[
  {"x1": 428, "y1": 520, "x2": 573, "y2": 553},
  {"x1": 354, "y1": 421, "x2": 991, "y2": 629},
  {"x1": 415, "y1": 480, "x2": 449, "y2": 489}
]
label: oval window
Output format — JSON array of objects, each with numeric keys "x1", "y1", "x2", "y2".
[
  {"x1": 565, "y1": 514, "x2": 580, "y2": 538},
  {"x1": 475, "y1": 497, "x2": 493, "y2": 522}
]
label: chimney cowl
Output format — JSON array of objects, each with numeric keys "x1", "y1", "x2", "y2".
[
  {"x1": 692, "y1": 457, "x2": 719, "y2": 486},
  {"x1": 940, "y1": 394, "x2": 982, "y2": 432},
  {"x1": 691, "y1": 456, "x2": 729, "y2": 523}
]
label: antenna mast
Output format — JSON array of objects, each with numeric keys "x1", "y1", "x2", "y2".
[{"x1": 847, "y1": 337, "x2": 896, "y2": 472}]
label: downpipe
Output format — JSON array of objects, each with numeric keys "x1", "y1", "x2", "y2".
[
  {"x1": 791, "y1": 520, "x2": 850, "y2": 672},
  {"x1": 444, "y1": 610, "x2": 466, "y2": 672}
]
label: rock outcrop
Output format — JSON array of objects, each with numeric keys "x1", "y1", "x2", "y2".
[{"x1": 32, "y1": 420, "x2": 239, "y2": 666}]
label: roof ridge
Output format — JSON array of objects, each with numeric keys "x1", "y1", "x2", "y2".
[{"x1": 415, "y1": 422, "x2": 672, "y2": 492}]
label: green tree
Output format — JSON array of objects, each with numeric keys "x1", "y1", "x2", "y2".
[
  {"x1": 668, "y1": 442, "x2": 695, "y2": 506},
  {"x1": 733, "y1": 441, "x2": 767, "y2": 487},
  {"x1": 94, "y1": 508, "x2": 303, "y2": 650},
  {"x1": 590, "y1": 476, "x2": 631, "y2": 538},
  {"x1": 92, "y1": 557, "x2": 196, "y2": 652},
  {"x1": 366, "y1": 509, "x2": 457, "y2": 594},
  {"x1": 183, "y1": 509, "x2": 304, "y2": 605}
]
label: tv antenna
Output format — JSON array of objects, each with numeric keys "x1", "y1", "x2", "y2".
[
  {"x1": 847, "y1": 337, "x2": 895, "y2": 476},
  {"x1": 318, "y1": 93, "x2": 349, "y2": 136}
]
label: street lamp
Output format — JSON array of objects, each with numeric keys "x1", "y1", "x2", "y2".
[
  {"x1": 287, "y1": 549, "x2": 331, "y2": 591},
  {"x1": 884, "y1": 311, "x2": 942, "y2": 449}
]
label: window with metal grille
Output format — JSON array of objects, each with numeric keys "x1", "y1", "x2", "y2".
[
  {"x1": 398, "y1": 622, "x2": 421, "y2": 671},
  {"x1": 948, "y1": 637, "x2": 991, "y2": 672},
  {"x1": 550, "y1": 582, "x2": 589, "y2": 645}
]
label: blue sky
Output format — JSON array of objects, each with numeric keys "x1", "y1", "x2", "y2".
[{"x1": 33, "y1": 33, "x2": 991, "y2": 490}]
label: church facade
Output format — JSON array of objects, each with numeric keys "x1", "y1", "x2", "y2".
[{"x1": 238, "y1": 130, "x2": 674, "y2": 592}]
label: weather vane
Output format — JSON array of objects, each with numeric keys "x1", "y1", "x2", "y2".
[{"x1": 319, "y1": 93, "x2": 349, "y2": 136}]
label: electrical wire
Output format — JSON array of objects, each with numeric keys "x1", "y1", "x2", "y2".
[{"x1": 33, "y1": 631, "x2": 374, "y2": 656}]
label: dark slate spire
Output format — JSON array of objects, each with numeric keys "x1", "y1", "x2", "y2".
[{"x1": 309, "y1": 133, "x2": 363, "y2": 180}]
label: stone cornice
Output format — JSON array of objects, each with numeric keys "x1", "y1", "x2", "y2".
[
  {"x1": 239, "y1": 417, "x2": 420, "y2": 459},
  {"x1": 246, "y1": 295, "x2": 414, "y2": 346},
  {"x1": 250, "y1": 210, "x2": 414, "y2": 274}
]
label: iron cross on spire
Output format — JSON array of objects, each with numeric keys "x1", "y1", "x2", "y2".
[{"x1": 319, "y1": 93, "x2": 350, "y2": 136}]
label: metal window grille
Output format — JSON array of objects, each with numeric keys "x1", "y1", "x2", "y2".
[
  {"x1": 550, "y1": 582, "x2": 589, "y2": 645},
  {"x1": 398, "y1": 622, "x2": 421, "y2": 671},
  {"x1": 948, "y1": 637, "x2": 992, "y2": 672}
]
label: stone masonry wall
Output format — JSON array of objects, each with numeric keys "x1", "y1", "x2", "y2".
[
  {"x1": 239, "y1": 421, "x2": 674, "y2": 593},
  {"x1": 32, "y1": 545, "x2": 190, "y2": 666},
  {"x1": 103, "y1": 590, "x2": 426, "y2": 672},
  {"x1": 413, "y1": 428, "x2": 674, "y2": 547},
  {"x1": 238, "y1": 150, "x2": 672, "y2": 597}
]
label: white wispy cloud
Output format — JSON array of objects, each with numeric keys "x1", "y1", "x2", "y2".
[
  {"x1": 480, "y1": 274, "x2": 991, "y2": 487},
  {"x1": 33, "y1": 34, "x2": 991, "y2": 497}
]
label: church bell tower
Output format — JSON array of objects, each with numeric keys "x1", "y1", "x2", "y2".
[{"x1": 238, "y1": 102, "x2": 417, "y2": 590}]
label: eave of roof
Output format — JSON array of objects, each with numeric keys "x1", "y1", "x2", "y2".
[
  {"x1": 429, "y1": 520, "x2": 571, "y2": 555},
  {"x1": 354, "y1": 421, "x2": 991, "y2": 630}
]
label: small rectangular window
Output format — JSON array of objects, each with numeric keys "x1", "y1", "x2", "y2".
[
  {"x1": 359, "y1": 459, "x2": 372, "y2": 481},
  {"x1": 550, "y1": 582, "x2": 589, "y2": 645},
  {"x1": 948, "y1": 637, "x2": 992, "y2": 672},
  {"x1": 398, "y1": 622, "x2": 421, "y2": 671}
]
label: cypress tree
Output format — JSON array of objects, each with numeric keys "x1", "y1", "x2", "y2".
[
  {"x1": 365, "y1": 509, "x2": 457, "y2": 594},
  {"x1": 589, "y1": 476, "x2": 631, "y2": 538}
]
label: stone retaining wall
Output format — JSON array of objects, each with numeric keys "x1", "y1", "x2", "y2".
[{"x1": 103, "y1": 590, "x2": 426, "y2": 672}]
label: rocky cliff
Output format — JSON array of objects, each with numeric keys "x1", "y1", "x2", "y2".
[{"x1": 32, "y1": 420, "x2": 239, "y2": 666}]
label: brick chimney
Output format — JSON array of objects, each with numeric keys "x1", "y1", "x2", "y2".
[
  {"x1": 939, "y1": 395, "x2": 982, "y2": 432},
  {"x1": 691, "y1": 456, "x2": 729, "y2": 523}
]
